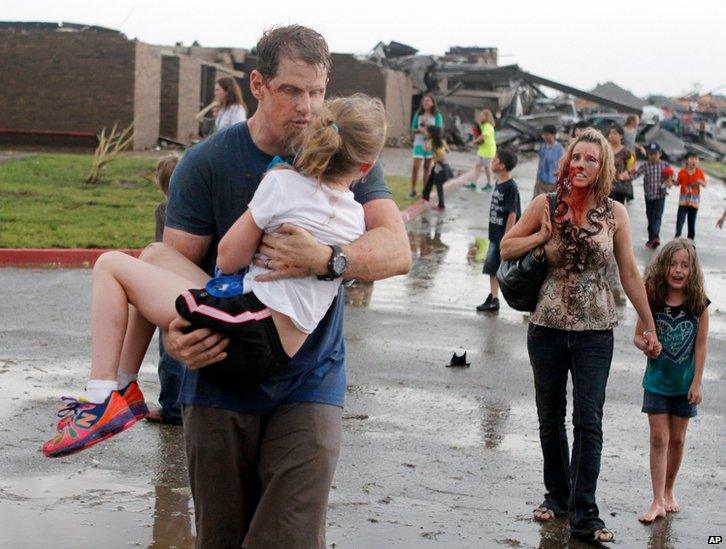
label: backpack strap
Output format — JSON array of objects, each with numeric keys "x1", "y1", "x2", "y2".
[{"x1": 547, "y1": 191, "x2": 557, "y2": 220}]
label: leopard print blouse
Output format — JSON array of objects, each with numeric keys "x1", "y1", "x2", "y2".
[{"x1": 529, "y1": 197, "x2": 618, "y2": 331}]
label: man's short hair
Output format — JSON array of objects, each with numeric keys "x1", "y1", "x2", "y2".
[
  {"x1": 684, "y1": 151, "x2": 699, "y2": 160},
  {"x1": 496, "y1": 148, "x2": 518, "y2": 171},
  {"x1": 256, "y1": 25, "x2": 332, "y2": 79},
  {"x1": 542, "y1": 124, "x2": 557, "y2": 136}
]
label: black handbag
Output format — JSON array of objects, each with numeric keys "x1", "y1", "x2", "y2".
[{"x1": 496, "y1": 193, "x2": 555, "y2": 312}]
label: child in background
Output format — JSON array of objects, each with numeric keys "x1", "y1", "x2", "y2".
[
  {"x1": 148, "y1": 155, "x2": 184, "y2": 425},
  {"x1": 675, "y1": 152, "x2": 707, "y2": 240},
  {"x1": 421, "y1": 125, "x2": 453, "y2": 210},
  {"x1": 607, "y1": 124, "x2": 635, "y2": 204},
  {"x1": 635, "y1": 239, "x2": 709, "y2": 523},
  {"x1": 471, "y1": 109, "x2": 497, "y2": 191},
  {"x1": 410, "y1": 94, "x2": 443, "y2": 198},
  {"x1": 153, "y1": 155, "x2": 180, "y2": 243},
  {"x1": 632, "y1": 143, "x2": 673, "y2": 248},
  {"x1": 569, "y1": 121, "x2": 590, "y2": 144},
  {"x1": 533, "y1": 125, "x2": 564, "y2": 198},
  {"x1": 476, "y1": 149, "x2": 521, "y2": 312},
  {"x1": 42, "y1": 95, "x2": 387, "y2": 458}
]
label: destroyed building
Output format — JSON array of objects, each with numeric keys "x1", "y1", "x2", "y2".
[
  {"x1": 2, "y1": 24, "x2": 722, "y2": 161},
  {"x1": 0, "y1": 21, "x2": 413, "y2": 150}
]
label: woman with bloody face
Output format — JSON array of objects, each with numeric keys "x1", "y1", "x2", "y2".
[{"x1": 500, "y1": 128, "x2": 661, "y2": 543}]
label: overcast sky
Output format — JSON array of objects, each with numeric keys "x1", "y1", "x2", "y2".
[{"x1": 4, "y1": 0, "x2": 725, "y2": 98}]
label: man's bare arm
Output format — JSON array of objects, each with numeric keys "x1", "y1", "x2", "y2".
[
  {"x1": 162, "y1": 227, "x2": 213, "y2": 266},
  {"x1": 254, "y1": 198, "x2": 411, "y2": 282},
  {"x1": 343, "y1": 198, "x2": 412, "y2": 281}
]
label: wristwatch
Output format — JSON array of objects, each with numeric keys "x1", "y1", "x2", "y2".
[{"x1": 317, "y1": 245, "x2": 347, "y2": 281}]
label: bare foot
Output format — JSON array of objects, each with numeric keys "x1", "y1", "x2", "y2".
[
  {"x1": 639, "y1": 501, "x2": 666, "y2": 523},
  {"x1": 664, "y1": 491, "x2": 680, "y2": 513},
  {"x1": 533, "y1": 506, "x2": 556, "y2": 522}
]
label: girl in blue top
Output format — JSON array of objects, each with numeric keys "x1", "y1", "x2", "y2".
[
  {"x1": 410, "y1": 94, "x2": 443, "y2": 198},
  {"x1": 634, "y1": 238, "x2": 710, "y2": 523}
]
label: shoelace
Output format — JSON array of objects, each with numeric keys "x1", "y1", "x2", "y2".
[{"x1": 56, "y1": 396, "x2": 86, "y2": 419}]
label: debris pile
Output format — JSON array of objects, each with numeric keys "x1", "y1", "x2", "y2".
[{"x1": 369, "y1": 41, "x2": 726, "y2": 161}]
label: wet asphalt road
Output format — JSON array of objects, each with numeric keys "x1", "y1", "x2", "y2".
[{"x1": 0, "y1": 151, "x2": 724, "y2": 548}]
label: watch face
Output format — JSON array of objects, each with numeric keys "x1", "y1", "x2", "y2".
[{"x1": 332, "y1": 254, "x2": 347, "y2": 276}]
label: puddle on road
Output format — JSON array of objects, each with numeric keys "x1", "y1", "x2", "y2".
[
  {"x1": 0, "y1": 412, "x2": 195, "y2": 548},
  {"x1": 346, "y1": 384, "x2": 538, "y2": 454},
  {"x1": 0, "y1": 466, "x2": 194, "y2": 547}
]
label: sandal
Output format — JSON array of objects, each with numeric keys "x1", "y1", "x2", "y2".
[
  {"x1": 533, "y1": 505, "x2": 557, "y2": 522},
  {"x1": 144, "y1": 407, "x2": 183, "y2": 425},
  {"x1": 589, "y1": 528, "x2": 615, "y2": 543}
]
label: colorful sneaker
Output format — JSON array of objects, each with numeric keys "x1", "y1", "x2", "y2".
[
  {"x1": 481, "y1": 183, "x2": 493, "y2": 192},
  {"x1": 119, "y1": 381, "x2": 149, "y2": 421},
  {"x1": 55, "y1": 381, "x2": 148, "y2": 431},
  {"x1": 43, "y1": 391, "x2": 137, "y2": 458}
]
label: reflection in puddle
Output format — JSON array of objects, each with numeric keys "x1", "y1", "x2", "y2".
[
  {"x1": 478, "y1": 399, "x2": 510, "y2": 449},
  {"x1": 150, "y1": 426, "x2": 195, "y2": 548},
  {"x1": 407, "y1": 216, "x2": 450, "y2": 290},
  {"x1": 344, "y1": 280, "x2": 375, "y2": 307},
  {"x1": 150, "y1": 485, "x2": 195, "y2": 548},
  {"x1": 647, "y1": 515, "x2": 676, "y2": 549},
  {"x1": 0, "y1": 425, "x2": 195, "y2": 548}
]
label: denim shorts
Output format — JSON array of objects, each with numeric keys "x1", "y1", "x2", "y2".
[
  {"x1": 642, "y1": 389, "x2": 697, "y2": 418},
  {"x1": 482, "y1": 240, "x2": 501, "y2": 275}
]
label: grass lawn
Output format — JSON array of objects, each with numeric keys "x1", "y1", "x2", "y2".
[
  {"x1": 702, "y1": 161, "x2": 726, "y2": 179},
  {"x1": 0, "y1": 153, "x2": 416, "y2": 249}
]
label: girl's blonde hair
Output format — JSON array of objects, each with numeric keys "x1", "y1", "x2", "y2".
[
  {"x1": 155, "y1": 154, "x2": 180, "y2": 196},
  {"x1": 644, "y1": 238, "x2": 707, "y2": 317},
  {"x1": 556, "y1": 127, "x2": 615, "y2": 204},
  {"x1": 479, "y1": 109, "x2": 495, "y2": 125},
  {"x1": 293, "y1": 95, "x2": 387, "y2": 181}
]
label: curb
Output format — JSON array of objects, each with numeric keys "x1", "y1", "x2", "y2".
[
  {"x1": 0, "y1": 176, "x2": 473, "y2": 269},
  {"x1": 0, "y1": 248, "x2": 141, "y2": 268}
]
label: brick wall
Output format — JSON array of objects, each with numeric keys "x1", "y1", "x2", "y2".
[
  {"x1": 0, "y1": 27, "x2": 135, "y2": 136},
  {"x1": 176, "y1": 56, "x2": 202, "y2": 143},
  {"x1": 133, "y1": 42, "x2": 161, "y2": 149}
]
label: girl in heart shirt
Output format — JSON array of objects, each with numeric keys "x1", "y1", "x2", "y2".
[{"x1": 635, "y1": 238, "x2": 710, "y2": 523}]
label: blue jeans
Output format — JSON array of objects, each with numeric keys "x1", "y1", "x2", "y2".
[
  {"x1": 157, "y1": 332, "x2": 183, "y2": 421},
  {"x1": 527, "y1": 324, "x2": 614, "y2": 537},
  {"x1": 645, "y1": 197, "x2": 665, "y2": 242},
  {"x1": 675, "y1": 205, "x2": 698, "y2": 240}
]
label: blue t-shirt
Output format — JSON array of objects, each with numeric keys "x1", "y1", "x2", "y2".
[
  {"x1": 642, "y1": 300, "x2": 708, "y2": 396},
  {"x1": 537, "y1": 142, "x2": 565, "y2": 184},
  {"x1": 166, "y1": 122, "x2": 392, "y2": 413}
]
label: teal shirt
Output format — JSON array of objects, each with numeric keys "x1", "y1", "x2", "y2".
[
  {"x1": 411, "y1": 112, "x2": 443, "y2": 147},
  {"x1": 643, "y1": 302, "x2": 707, "y2": 396}
]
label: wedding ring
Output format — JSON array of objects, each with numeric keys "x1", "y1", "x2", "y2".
[{"x1": 264, "y1": 257, "x2": 271, "y2": 270}]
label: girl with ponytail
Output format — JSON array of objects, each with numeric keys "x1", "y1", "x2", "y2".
[{"x1": 42, "y1": 95, "x2": 387, "y2": 458}]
